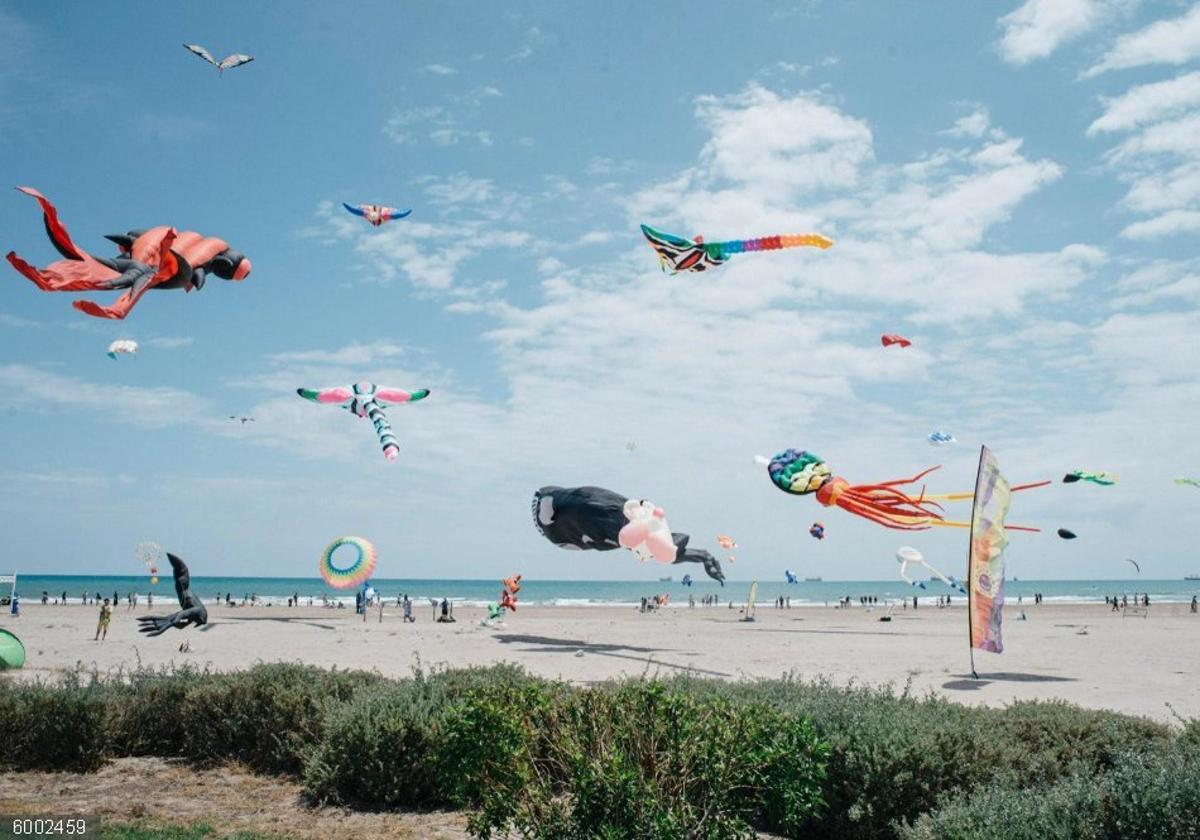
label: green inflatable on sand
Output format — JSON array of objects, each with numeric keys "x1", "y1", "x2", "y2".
[{"x1": 0, "y1": 628, "x2": 25, "y2": 669}]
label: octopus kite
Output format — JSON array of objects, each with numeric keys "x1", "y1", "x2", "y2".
[
  {"x1": 343, "y1": 203, "x2": 412, "y2": 226},
  {"x1": 639, "y1": 224, "x2": 832, "y2": 274},
  {"x1": 297, "y1": 383, "x2": 429, "y2": 461},
  {"x1": 762, "y1": 448, "x2": 1049, "y2": 531},
  {"x1": 6, "y1": 187, "x2": 251, "y2": 319}
]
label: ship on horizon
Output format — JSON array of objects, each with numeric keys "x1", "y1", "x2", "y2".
[
  {"x1": 1186, "y1": 575, "x2": 1200, "y2": 581},
  {"x1": 804, "y1": 576, "x2": 823, "y2": 582}
]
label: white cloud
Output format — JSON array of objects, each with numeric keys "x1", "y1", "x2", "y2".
[
  {"x1": 1084, "y1": 3, "x2": 1200, "y2": 76},
  {"x1": 142, "y1": 336, "x2": 194, "y2": 350},
  {"x1": 942, "y1": 108, "x2": 992, "y2": 139},
  {"x1": 1087, "y1": 71, "x2": 1200, "y2": 134},
  {"x1": 421, "y1": 63, "x2": 457, "y2": 75},
  {"x1": 1121, "y1": 208, "x2": 1200, "y2": 239},
  {"x1": 997, "y1": 0, "x2": 1114, "y2": 65},
  {"x1": 0, "y1": 312, "x2": 40, "y2": 328}
]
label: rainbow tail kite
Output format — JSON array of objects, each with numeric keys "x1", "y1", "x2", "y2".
[
  {"x1": 640, "y1": 224, "x2": 833, "y2": 274},
  {"x1": 297, "y1": 383, "x2": 430, "y2": 461}
]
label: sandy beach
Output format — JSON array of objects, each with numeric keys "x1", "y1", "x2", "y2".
[{"x1": 3, "y1": 600, "x2": 1197, "y2": 723}]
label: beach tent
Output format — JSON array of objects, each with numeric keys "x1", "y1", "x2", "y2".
[{"x1": 0, "y1": 628, "x2": 25, "y2": 669}]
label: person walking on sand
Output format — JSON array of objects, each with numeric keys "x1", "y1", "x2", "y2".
[
  {"x1": 95, "y1": 598, "x2": 112, "y2": 641},
  {"x1": 1191, "y1": 595, "x2": 1197, "y2": 614},
  {"x1": 9, "y1": 592, "x2": 19, "y2": 617}
]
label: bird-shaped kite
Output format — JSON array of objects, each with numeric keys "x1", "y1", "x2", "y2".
[
  {"x1": 343, "y1": 203, "x2": 412, "y2": 227},
  {"x1": 1063, "y1": 470, "x2": 1117, "y2": 486},
  {"x1": 228, "y1": 415, "x2": 255, "y2": 424},
  {"x1": 6, "y1": 187, "x2": 251, "y2": 319},
  {"x1": 107, "y1": 339, "x2": 138, "y2": 360},
  {"x1": 183, "y1": 44, "x2": 254, "y2": 74},
  {"x1": 881, "y1": 334, "x2": 911, "y2": 348},
  {"x1": 761, "y1": 448, "x2": 1049, "y2": 531},
  {"x1": 297, "y1": 383, "x2": 429, "y2": 461},
  {"x1": 640, "y1": 224, "x2": 832, "y2": 274}
]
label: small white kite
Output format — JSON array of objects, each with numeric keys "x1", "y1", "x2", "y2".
[
  {"x1": 107, "y1": 339, "x2": 138, "y2": 360},
  {"x1": 183, "y1": 44, "x2": 254, "y2": 74},
  {"x1": 896, "y1": 546, "x2": 965, "y2": 593}
]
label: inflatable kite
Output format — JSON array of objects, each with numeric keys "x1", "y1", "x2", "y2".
[
  {"x1": 896, "y1": 545, "x2": 965, "y2": 593},
  {"x1": 639, "y1": 224, "x2": 832, "y2": 274},
  {"x1": 762, "y1": 448, "x2": 1049, "y2": 531},
  {"x1": 716, "y1": 535, "x2": 737, "y2": 550},
  {"x1": 809, "y1": 522, "x2": 825, "y2": 540},
  {"x1": 928, "y1": 431, "x2": 956, "y2": 446},
  {"x1": 1126, "y1": 558, "x2": 1141, "y2": 574},
  {"x1": 681, "y1": 574, "x2": 693, "y2": 587},
  {"x1": 107, "y1": 339, "x2": 138, "y2": 360},
  {"x1": 785, "y1": 570, "x2": 799, "y2": 584},
  {"x1": 503, "y1": 575, "x2": 522, "y2": 595},
  {"x1": 1057, "y1": 528, "x2": 1077, "y2": 540},
  {"x1": 881, "y1": 334, "x2": 911, "y2": 348},
  {"x1": 319, "y1": 536, "x2": 377, "y2": 589},
  {"x1": 136, "y1": 541, "x2": 162, "y2": 585},
  {"x1": 183, "y1": 43, "x2": 254, "y2": 74},
  {"x1": 343, "y1": 203, "x2": 412, "y2": 227},
  {"x1": 1063, "y1": 470, "x2": 1117, "y2": 486},
  {"x1": 297, "y1": 383, "x2": 430, "y2": 461},
  {"x1": 532, "y1": 485, "x2": 725, "y2": 584},
  {"x1": 1174, "y1": 477, "x2": 1200, "y2": 488},
  {"x1": 137, "y1": 553, "x2": 208, "y2": 636},
  {"x1": 6, "y1": 187, "x2": 251, "y2": 320}
]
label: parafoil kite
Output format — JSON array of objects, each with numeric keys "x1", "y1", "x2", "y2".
[
  {"x1": 1125, "y1": 558, "x2": 1141, "y2": 574},
  {"x1": 532, "y1": 485, "x2": 725, "y2": 584},
  {"x1": 136, "y1": 541, "x2": 162, "y2": 586},
  {"x1": 639, "y1": 224, "x2": 832, "y2": 274},
  {"x1": 319, "y1": 536, "x2": 377, "y2": 589},
  {"x1": 809, "y1": 522, "x2": 825, "y2": 540},
  {"x1": 343, "y1": 203, "x2": 412, "y2": 227},
  {"x1": 1174, "y1": 477, "x2": 1200, "y2": 488},
  {"x1": 784, "y1": 570, "x2": 799, "y2": 584},
  {"x1": 928, "y1": 431, "x2": 956, "y2": 446},
  {"x1": 183, "y1": 43, "x2": 254, "y2": 74},
  {"x1": 881, "y1": 334, "x2": 911, "y2": 348},
  {"x1": 297, "y1": 383, "x2": 429, "y2": 461},
  {"x1": 896, "y1": 545, "x2": 965, "y2": 593},
  {"x1": 107, "y1": 339, "x2": 138, "y2": 360},
  {"x1": 1063, "y1": 471, "x2": 1117, "y2": 486},
  {"x1": 137, "y1": 553, "x2": 208, "y2": 635},
  {"x1": 762, "y1": 448, "x2": 1049, "y2": 531},
  {"x1": 1057, "y1": 528, "x2": 1077, "y2": 540},
  {"x1": 6, "y1": 187, "x2": 251, "y2": 320}
]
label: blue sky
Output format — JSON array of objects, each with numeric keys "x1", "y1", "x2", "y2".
[{"x1": 2, "y1": 0, "x2": 1198, "y2": 581}]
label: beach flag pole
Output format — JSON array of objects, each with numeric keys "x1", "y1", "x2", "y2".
[{"x1": 966, "y1": 446, "x2": 983, "y2": 680}]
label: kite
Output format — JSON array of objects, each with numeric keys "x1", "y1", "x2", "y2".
[
  {"x1": 881, "y1": 334, "x2": 911, "y2": 348},
  {"x1": 625, "y1": 442, "x2": 637, "y2": 452},
  {"x1": 107, "y1": 339, "x2": 138, "y2": 360},
  {"x1": 1063, "y1": 471, "x2": 1117, "y2": 486},
  {"x1": 1174, "y1": 477, "x2": 1200, "y2": 488},
  {"x1": 531, "y1": 485, "x2": 725, "y2": 584},
  {"x1": 183, "y1": 43, "x2": 254, "y2": 74},
  {"x1": 136, "y1": 541, "x2": 162, "y2": 586},
  {"x1": 896, "y1": 545, "x2": 965, "y2": 593},
  {"x1": 1125, "y1": 558, "x2": 1141, "y2": 574},
  {"x1": 500, "y1": 588, "x2": 518, "y2": 612},
  {"x1": 785, "y1": 570, "x2": 799, "y2": 584},
  {"x1": 716, "y1": 535, "x2": 737, "y2": 550},
  {"x1": 762, "y1": 448, "x2": 1049, "y2": 531},
  {"x1": 503, "y1": 575, "x2": 522, "y2": 595},
  {"x1": 228, "y1": 415, "x2": 255, "y2": 424},
  {"x1": 809, "y1": 522, "x2": 825, "y2": 540},
  {"x1": 137, "y1": 553, "x2": 208, "y2": 636},
  {"x1": 319, "y1": 536, "x2": 377, "y2": 590},
  {"x1": 343, "y1": 203, "x2": 412, "y2": 227},
  {"x1": 639, "y1": 224, "x2": 832, "y2": 274},
  {"x1": 6, "y1": 187, "x2": 251, "y2": 320},
  {"x1": 928, "y1": 431, "x2": 956, "y2": 446},
  {"x1": 1057, "y1": 528, "x2": 1077, "y2": 540},
  {"x1": 297, "y1": 383, "x2": 429, "y2": 461},
  {"x1": 681, "y1": 574, "x2": 693, "y2": 587}
]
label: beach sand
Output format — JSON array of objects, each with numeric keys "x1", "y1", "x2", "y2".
[{"x1": 2, "y1": 600, "x2": 1197, "y2": 723}]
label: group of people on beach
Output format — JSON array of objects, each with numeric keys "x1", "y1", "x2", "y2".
[{"x1": 1107, "y1": 593, "x2": 1151, "y2": 611}]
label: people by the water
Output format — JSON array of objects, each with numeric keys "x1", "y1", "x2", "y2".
[{"x1": 94, "y1": 597, "x2": 112, "y2": 641}]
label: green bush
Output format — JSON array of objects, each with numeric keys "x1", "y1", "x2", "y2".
[
  {"x1": 0, "y1": 673, "x2": 110, "y2": 771},
  {"x1": 440, "y1": 681, "x2": 828, "y2": 839}
]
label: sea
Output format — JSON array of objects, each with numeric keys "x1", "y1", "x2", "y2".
[{"x1": 6, "y1": 575, "x2": 1199, "y2": 608}]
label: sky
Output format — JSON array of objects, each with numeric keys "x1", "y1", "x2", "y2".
[{"x1": 1, "y1": 0, "x2": 1198, "y2": 581}]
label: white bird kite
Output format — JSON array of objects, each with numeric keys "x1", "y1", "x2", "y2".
[
  {"x1": 896, "y1": 546, "x2": 965, "y2": 593},
  {"x1": 183, "y1": 44, "x2": 254, "y2": 74}
]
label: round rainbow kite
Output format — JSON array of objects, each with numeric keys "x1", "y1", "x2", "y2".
[{"x1": 319, "y1": 536, "x2": 377, "y2": 589}]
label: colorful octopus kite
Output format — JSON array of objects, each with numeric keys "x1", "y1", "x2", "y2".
[
  {"x1": 297, "y1": 383, "x2": 429, "y2": 461},
  {"x1": 6, "y1": 187, "x2": 251, "y2": 320},
  {"x1": 763, "y1": 448, "x2": 1049, "y2": 532},
  {"x1": 639, "y1": 224, "x2": 833, "y2": 274},
  {"x1": 343, "y1": 203, "x2": 412, "y2": 227}
]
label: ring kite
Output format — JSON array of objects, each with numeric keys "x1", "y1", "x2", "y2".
[
  {"x1": 1063, "y1": 470, "x2": 1117, "y2": 486},
  {"x1": 319, "y1": 536, "x2": 377, "y2": 589},
  {"x1": 881, "y1": 334, "x2": 911, "y2": 348},
  {"x1": 640, "y1": 224, "x2": 832, "y2": 274},
  {"x1": 183, "y1": 43, "x2": 254, "y2": 74},
  {"x1": 6, "y1": 187, "x2": 251, "y2": 319},
  {"x1": 532, "y1": 485, "x2": 725, "y2": 584},
  {"x1": 762, "y1": 448, "x2": 1049, "y2": 531},
  {"x1": 297, "y1": 383, "x2": 429, "y2": 461},
  {"x1": 343, "y1": 203, "x2": 412, "y2": 227}
]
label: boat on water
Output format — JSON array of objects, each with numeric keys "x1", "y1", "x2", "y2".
[
  {"x1": 1186, "y1": 575, "x2": 1200, "y2": 581},
  {"x1": 804, "y1": 576, "x2": 823, "y2": 582},
  {"x1": 658, "y1": 576, "x2": 672, "y2": 582}
]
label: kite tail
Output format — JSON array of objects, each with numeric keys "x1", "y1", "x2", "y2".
[
  {"x1": 816, "y1": 474, "x2": 950, "y2": 530},
  {"x1": 715, "y1": 233, "x2": 834, "y2": 258},
  {"x1": 363, "y1": 399, "x2": 399, "y2": 461}
]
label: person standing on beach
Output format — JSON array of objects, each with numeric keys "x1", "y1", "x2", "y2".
[
  {"x1": 1191, "y1": 596, "x2": 1197, "y2": 613},
  {"x1": 94, "y1": 598, "x2": 112, "y2": 641},
  {"x1": 9, "y1": 592, "x2": 18, "y2": 617}
]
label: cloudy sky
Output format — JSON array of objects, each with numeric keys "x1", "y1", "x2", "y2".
[{"x1": 2, "y1": 0, "x2": 1197, "y2": 581}]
